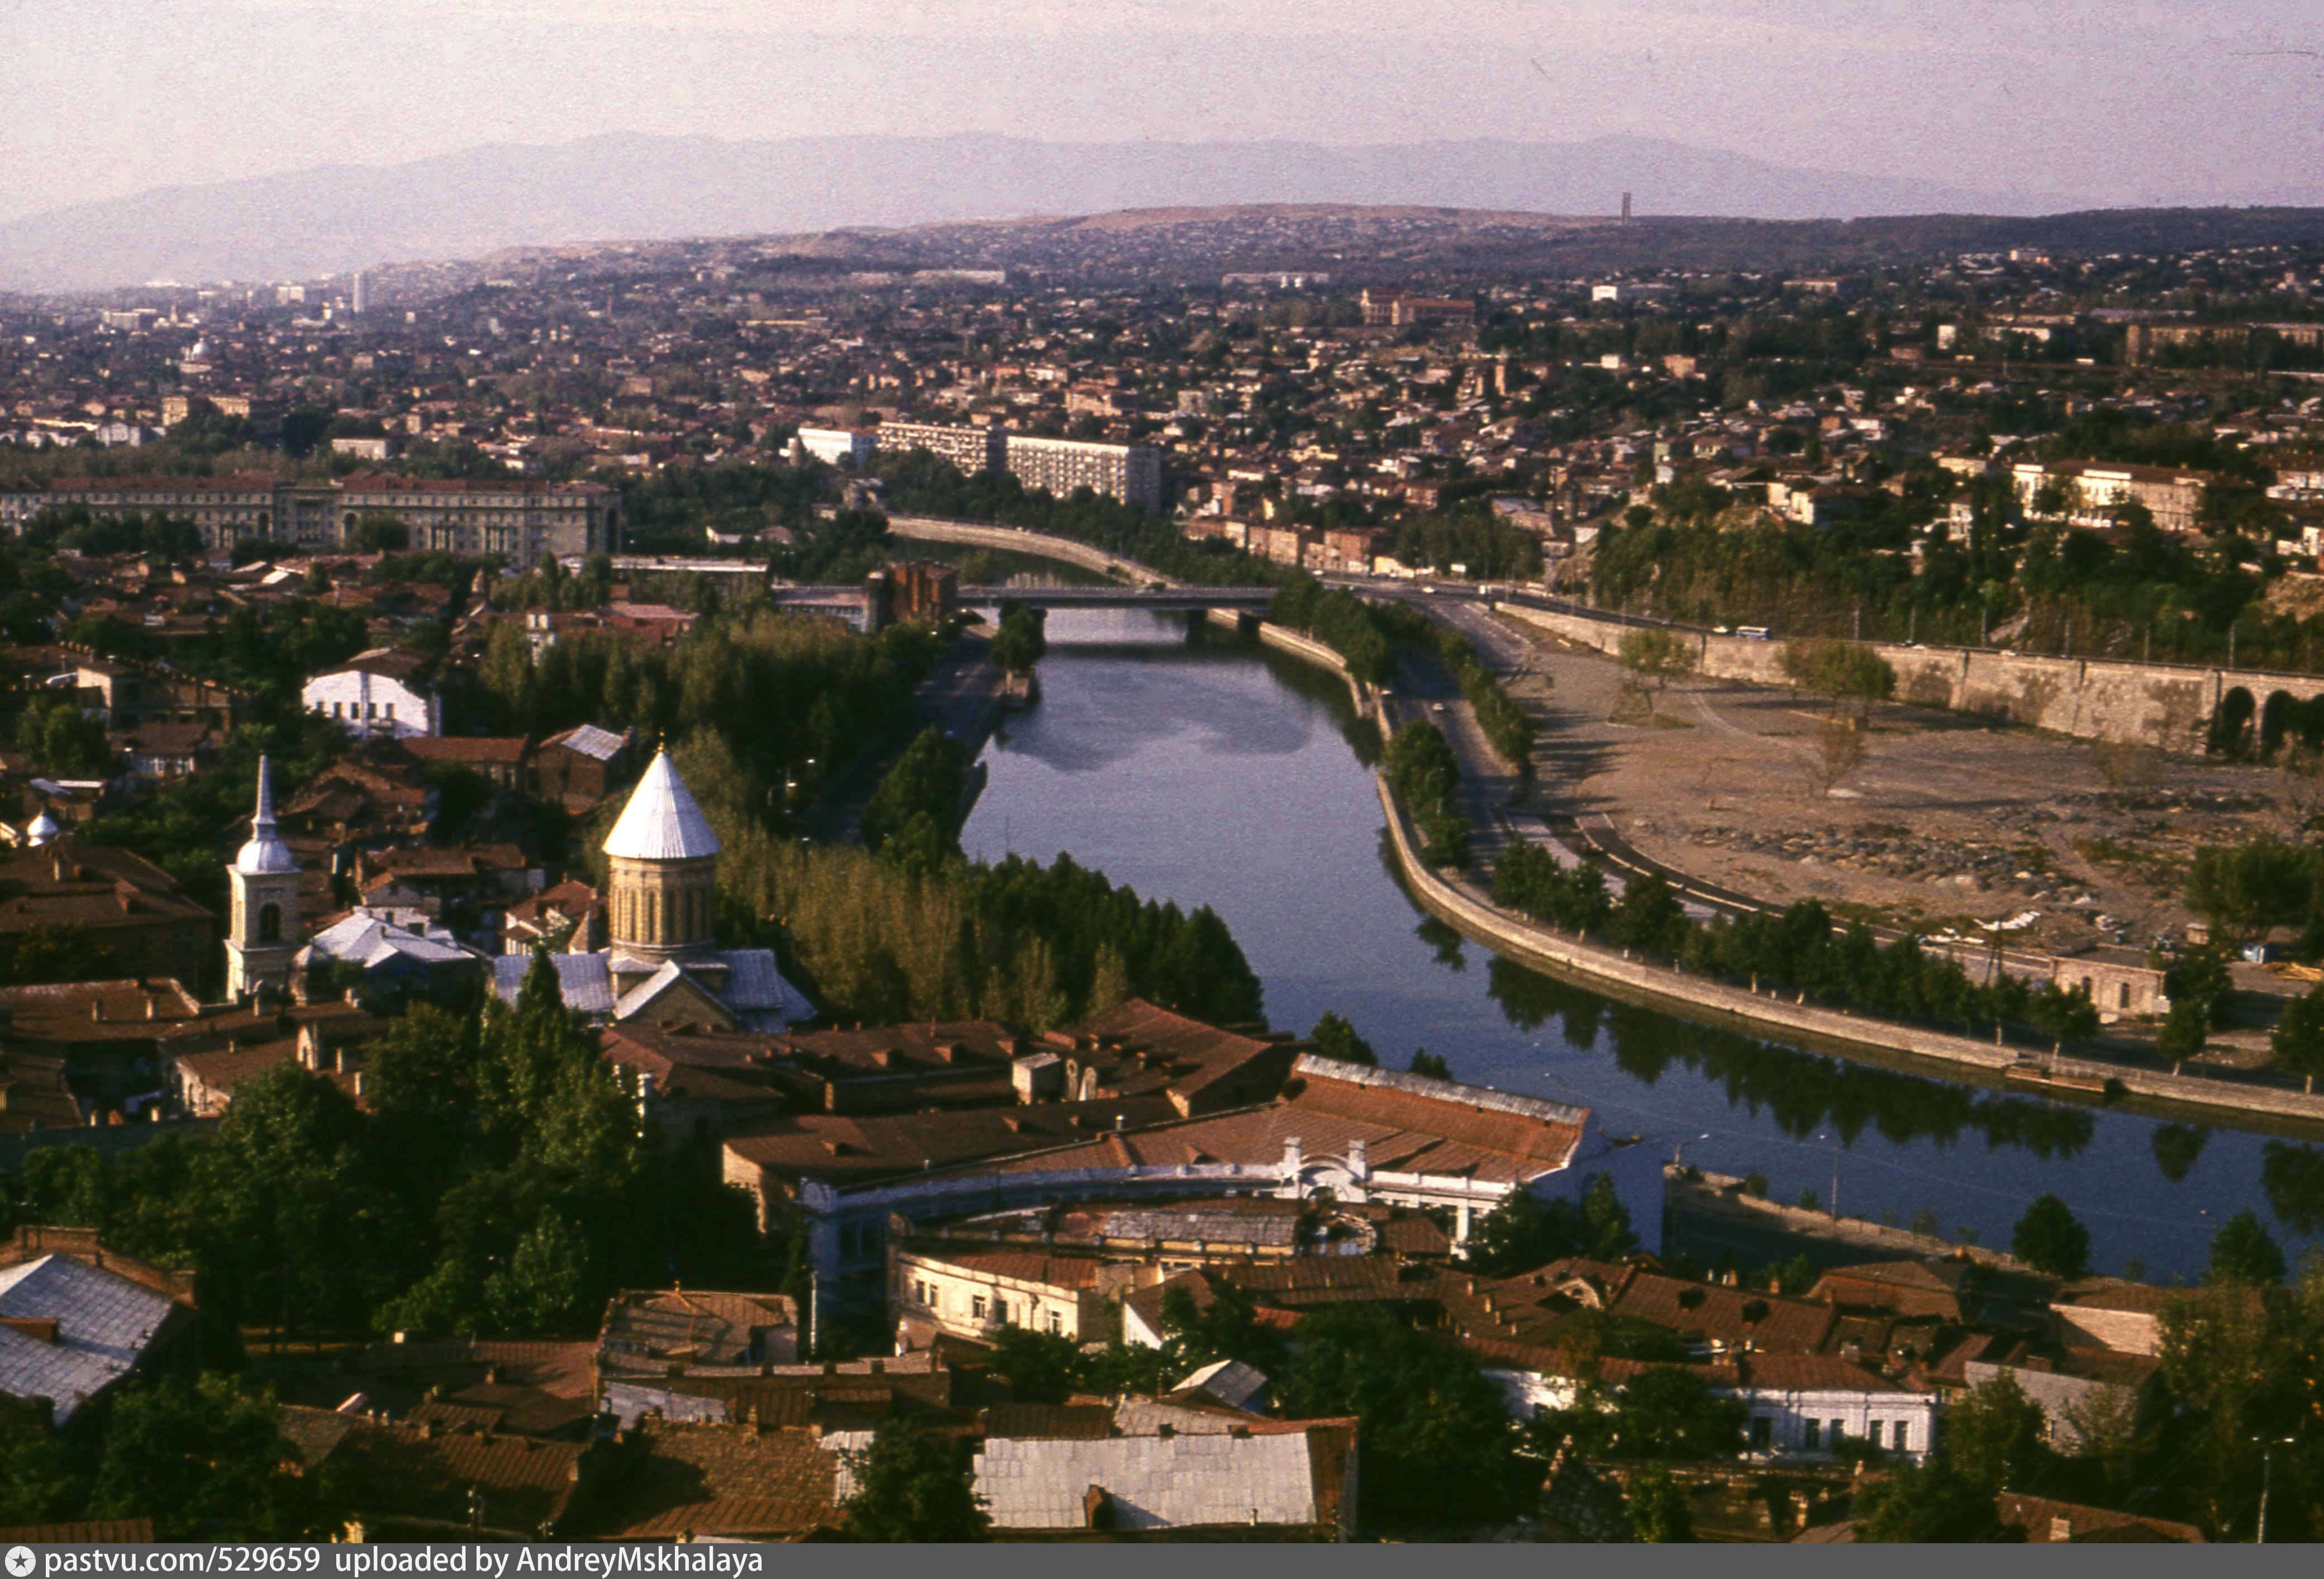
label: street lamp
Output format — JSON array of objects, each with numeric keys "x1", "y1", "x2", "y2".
[
  {"x1": 2256, "y1": 1434, "x2": 2297, "y2": 1543},
  {"x1": 1815, "y1": 1130, "x2": 1842, "y2": 1220},
  {"x1": 1671, "y1": 1131, "x2": 1711, "y2": 1168}
]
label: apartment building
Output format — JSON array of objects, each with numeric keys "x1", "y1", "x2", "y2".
[
  {"x1": 1002, "y1": 435, "x2": 1164, "y2": 512},
  {"x1": 879, "y1": 420, "x2": 1004, "y2": 474},
  {"x1": 32, "y1": 474, "x2": 617, "y2": 558}
]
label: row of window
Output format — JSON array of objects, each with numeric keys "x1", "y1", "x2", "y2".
[
  {"x1": 908, "y1": 1276, "x2": 1066, "y2": 1334},
  {"x1": 1750, "y1": 1416, "x2": 1913, "y2": 1452},
  {"x1": 616, "y1": 883, "x2": 708, "y2": 945},
  {"x1": 322, "y1": 700, "x2": 396, "y2": 721}
]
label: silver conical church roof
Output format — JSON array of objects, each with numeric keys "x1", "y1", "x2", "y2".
[
  {"x1": 233, "y1": 756, "x2": 299, "y2": 874},
  {"x1": 601, "y1": 750, "x2": 722, "y2": 861}
]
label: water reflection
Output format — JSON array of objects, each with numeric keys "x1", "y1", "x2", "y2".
[
  {"x1": 1487, "y1": 958, "x2": 2095, "y2": 1157},
  {"x1": 2264, "y1": 1143, "x2": 2324, "y2": 1234},
  {"x1": 969, "y1": 608, "x2": 2321, "y2": 1277},
  {"x1": 2151, "y1": 1124, "x2": 2210, "y2": 1185}
]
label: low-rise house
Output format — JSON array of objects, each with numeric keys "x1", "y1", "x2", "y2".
[
  {"x1": 168, "y1": 998, "x2": 389, "y2": 1117},
  {"x1": 598, "y1": 1022, "x2": 787, "y2": 1140},
  {"x1": 287, "y1": 1414, "x2": 603, "y2": 1540},
  {"x1": 1963, "y1": 1348, "x2": 2158, "y2": 1452},
  {"x1": 892, "y1": 1245, "x2": 1116, "y2": 1348},
  {"x1": 303, "y1": 648, "x2": 441, "y2": 739},
  {"x1": 0, "y1": 839, "x2": 215, "y2": 991},
  {"x1": 400, "y1": 735, "x2": 528, "y2": 792},
  {"x1": 294, "y1": 910, "x2": 489, "y2": 1009},
  {"x1": 973, "y1": 1412, "x2": 1358, "y2": 1539},
  {"x1": 595, "y1": 1288, "x2": 801, "y2": 1388},
  {"x1": 502, "y1": 879, "x2": 607, "y2": 956},
  {"x1": 566, "y1": 1420, "x2": 841, "y2": 1542},
  {"x1": 531, "y1": 725, "x2": 633, "y2": 811},
  {"x1": 0, "y1": 1226, "x2": 199, "y2": 1426}
]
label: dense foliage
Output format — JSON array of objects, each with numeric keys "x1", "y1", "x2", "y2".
[
  {"x1": 1384, "y1": 720, "x2": 1469, "y2": 868},
  {"x1": 0, "y1": 953, "x2": 769, "y2": 1345},
  {"x1": 1489, "y1": 855, "x2": 2104, "y2": 1049}
]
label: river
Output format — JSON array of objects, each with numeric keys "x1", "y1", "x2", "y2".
[{"x1": 959, "y1": 609, "x2": 2324, "y2": 1282}]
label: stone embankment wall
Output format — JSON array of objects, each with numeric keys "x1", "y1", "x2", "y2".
[
  {"x1": 1497, "y1": 602, "x2": 2324, "y2": 754},
  {"x1": 884, "y1": 515, "x2": 1184, "y2": 587},
  {"x1": 1373, "y1": 770, "x2": 2324, "y2": 1128}
]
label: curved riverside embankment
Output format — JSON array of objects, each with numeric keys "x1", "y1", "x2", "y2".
[
  {"x1": 1270, "y1": 613, "x2": 2324, "y2": 1134},
  {"x1": 920, "y1": 521, "x2": 2324, "y2": 1131},
  {"x1": 884, "y1": 515, "x2": 1187, "y2": 587}
]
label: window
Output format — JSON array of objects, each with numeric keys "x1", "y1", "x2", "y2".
[
  {"x1": 1801, "y1": 1419, "x2": 1822, "y2": 1450},
  {"x1": 1892, "y1": 1420, "x2": 1911, "y2": 1452},
  {"x1": 971, "y1": 1295, "x2": 987, "y2": 1320},
  {"x1": 1750, "y1": 1418, "x2": 1771, "y2": 1450},
  {"x1": 1046, "y1": 1310, "x2": 1064, "y2": 1335},
  {"x1": 258, "y1": 903, "x2": 281, "y2": 943},
  {"x1": 992, "y1": 1299, "x2": 1009, "y2": 1326}
]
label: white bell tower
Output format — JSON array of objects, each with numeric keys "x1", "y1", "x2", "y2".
[{"x1": 225, "y1": 757, "x2": 302, "y2": 1002}]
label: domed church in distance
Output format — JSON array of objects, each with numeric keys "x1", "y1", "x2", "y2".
[{"x1": 488, "y1": 750, "x2": 816, "y2": 1031}]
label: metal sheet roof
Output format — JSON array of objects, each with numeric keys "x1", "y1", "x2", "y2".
[
  {"x1": 0, "y1": 1255, "x2": 178, "y2": 1424},
  {"x1": 974, "y1": 1431, "x2": 1318, "y2": 1531},
  {"x1": 601, "y1": 752, "x2": 721, "y2": 862}
]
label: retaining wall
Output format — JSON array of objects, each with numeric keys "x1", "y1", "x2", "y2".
[
  {"x1": 1373, "y1": 772, "x2": 2324, "y2": 1129},
  {"x1": 884, "y1": 515, "x2": 1183, "y2": 587},
  {"x1": 1496, "y1": 602, "x2": 2324, "y2": 754}
]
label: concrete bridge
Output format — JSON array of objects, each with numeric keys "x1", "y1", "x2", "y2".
[{"x1": 766, "y1": 581, "x2": 1273, "y2": 629}]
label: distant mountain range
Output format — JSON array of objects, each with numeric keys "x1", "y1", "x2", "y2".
[{"x1": 0, "y1": 132, "x2": 2080, "y2": 294}]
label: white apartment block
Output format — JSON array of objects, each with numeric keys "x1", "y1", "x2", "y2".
[{"x1": 1003, "y1": 435, "x2": 1165, "y2": 512}]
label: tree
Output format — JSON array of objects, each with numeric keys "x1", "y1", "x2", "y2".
[
  {"x1": 1308, "y1": 1010, "x2": 1377, "y2": 1066},
  {"x1": 1601, "y1": 1366, "x2": 1748, "y2": 1461},
  {"x1": 2185, "y1": 836, "x2": 2312, "y2": 950},
  {"x1": 987, "y1": 603, "x2": 1047, "y2": 675},
  {"x1": 1461, "y1": 1173, "x2": 1635, "y2": 1274},
  {"x1": 1612, "y1": 868, "x2": 1690, "y2": 955},
  {"x1": 482, "y1": 1209, "x2": 596, "y2": 1335},
  {"x1": 1781, "y1": 639, "x2": 1896, "y2": 722},
  {"x1": 15, "y1": 693, "x2": 111, "y2": 777},
  {"x1": 2010, "y1": 1193, "x2": 2091, "y2": 1277},
  {"x1": 1627, "y1": 1468, "x2": 1697, "y2": 1542},
  {"x1": 1408, "y1": 1048, "x2": 1452, "y2": 1079},
  {"x1": 1806, "y1": 717, "x2": 1867, "y2": 798},
  {"x1": 1616, "y1": 627, "x2": 1695, "y2": 714},
  {"x1": 839, "y1": 1421, "x2": 989, "y2": 1542},
  {"x1": 2271, "y1": 981, "x2": 2324, "y2": 1093},
  {"x1": 1855, "y1": 1459, "x2": 2016, "y2": 1542},
  {"x1": 2203, "y1": 1208, "x2": 2287, "y2": 1287},
  {"x1": 87, "y1": 1376, "x2": 325, "y2": 1539},
  {"x1": 1944, "y1": 1371, "x2": 2054, "y2": 1494},
  {"x1": 985, "y1": 1328, "x2": 1082, "y2": 1406},
  {"x1": 1277, "y1": 1302, "x2": 1528, "y2": 1530},
  {"x1": 861, "y1": 728, "x2": 967, "y2": 859},
  {"x1": 345, "y1": 512, "x2": 411, "y2": 553},
  {"x1": 2156, "y1": 996, "x2": 2211, "y2": 1064}
]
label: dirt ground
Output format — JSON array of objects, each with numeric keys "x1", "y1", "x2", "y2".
[{"x1": 1484, "y1": 609, "x2": 2319, "y2": 1032}]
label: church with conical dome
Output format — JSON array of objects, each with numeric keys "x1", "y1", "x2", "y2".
[{"x1": 488, "y1": 750, "x2": 815, "y2": 1032}]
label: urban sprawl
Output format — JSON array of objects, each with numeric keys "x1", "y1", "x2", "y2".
[{"x1": 0, "y1": 212, "x2": 2322, "y2": 1544}]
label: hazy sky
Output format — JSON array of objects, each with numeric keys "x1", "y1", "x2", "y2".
[{"x1": 4, "y1": 0, "x2": 2322, "y2": 223}]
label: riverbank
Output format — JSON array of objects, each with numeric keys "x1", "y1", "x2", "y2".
[
  {"x1": 1246, "y1": 610, "x2": 2324, "y2": 1135},
  {"x1": 917, "y1": 525, "x2": 2324, "y2": 1133}
]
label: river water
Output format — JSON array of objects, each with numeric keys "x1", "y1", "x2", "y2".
[{"x1": 960, "y1": 610, "x2": 2324, "y2": 1282}]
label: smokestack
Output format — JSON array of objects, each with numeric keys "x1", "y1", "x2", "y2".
[{"x1": 1621, "y1": 191, "x2": 1633, "y2": 223}]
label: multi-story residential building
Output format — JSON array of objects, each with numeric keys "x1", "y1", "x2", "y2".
[
  {"x1": 879, "y1": 420, "x2": 1004, "y2": 474},
  {"x1": 796, "y1": 426, "x2": 877, "y2": 468},
  {"x1": 2012, "y1": 460, "x2": 2212, "y2": 534},
  {"x1": 30, "y1": 474, "x2": 617, "y2": 558},
  {"x1": 1002, "y1": 435, "x2": 1164, "y2": 512}
]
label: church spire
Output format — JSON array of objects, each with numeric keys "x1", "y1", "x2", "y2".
[{"x1": 234, "y1": 757, "x2": 298, "y2": 875}]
